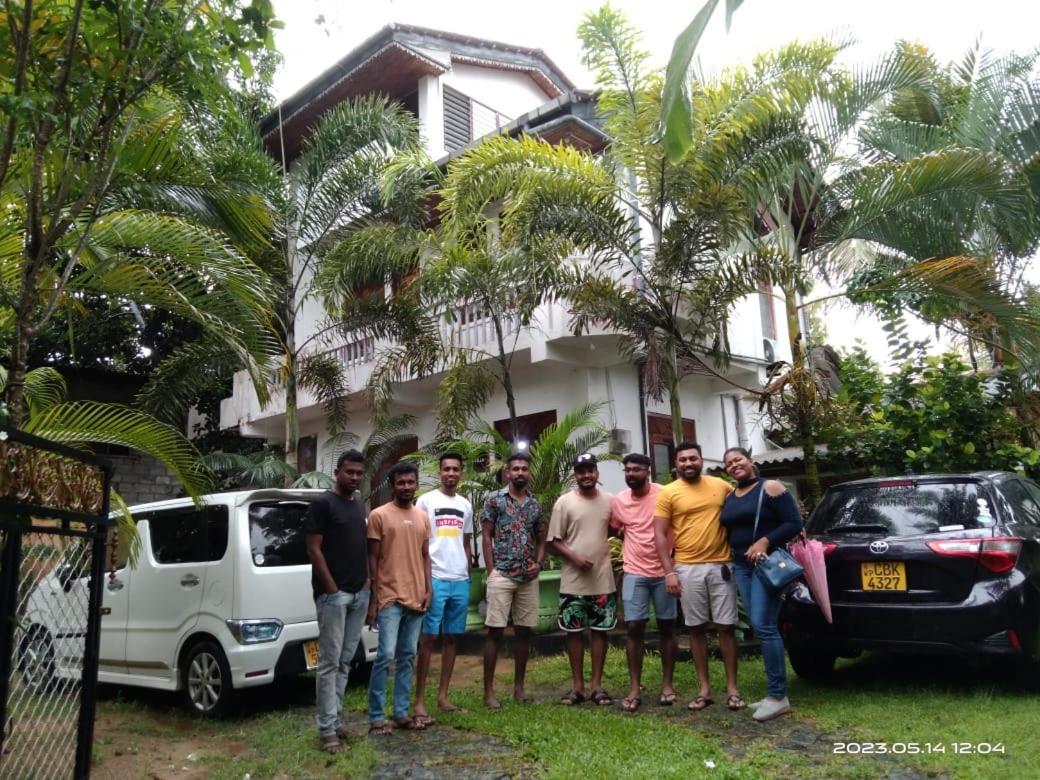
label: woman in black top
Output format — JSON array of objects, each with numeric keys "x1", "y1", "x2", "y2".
[{"x1": 719, "y1": 447, "x2": 802, "y2": 722}]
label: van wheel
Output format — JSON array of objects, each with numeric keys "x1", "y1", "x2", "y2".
[
  {"x1": 18, "y1": 625, "x2": 56, "y2": 693},
  {"x1": 788, "y1": 644, "x2": 837, "y2": 680},
  {"x1": 181, "y1": 641, "x2": 234, "y2": 716}
]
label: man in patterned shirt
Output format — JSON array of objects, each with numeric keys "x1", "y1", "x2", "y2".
[{"x1": 481, "y1": 451, "x2": 545, "y2": 709}]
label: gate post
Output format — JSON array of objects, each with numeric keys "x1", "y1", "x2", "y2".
[
  {"x1": 0, "y1": 526, "x2": 23, "y2": 759},
  {"x1": 74, "y1": 463, "x2": 111, "y2": 779}
]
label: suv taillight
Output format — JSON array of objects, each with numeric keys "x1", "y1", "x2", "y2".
[{"x1": 926, "y1": 537, "x2": 1023, "y2": 574}]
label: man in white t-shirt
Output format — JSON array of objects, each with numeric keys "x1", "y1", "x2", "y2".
[{"x1": 412, "y1": 451, "x2": 474, "y2": 723}]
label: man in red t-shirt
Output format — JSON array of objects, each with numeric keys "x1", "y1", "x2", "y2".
[{"x1": 609, "y1": 453, "x2": 677, "y2": 712}]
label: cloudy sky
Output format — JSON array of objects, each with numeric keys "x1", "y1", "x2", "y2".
[{"x1": 269, "y1": 0, "x2": 1038, "y2": 363}]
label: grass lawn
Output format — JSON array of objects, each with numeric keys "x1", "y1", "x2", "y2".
[{"x1": 92, "y1": 646, "x2": 1040, "y2": 779}]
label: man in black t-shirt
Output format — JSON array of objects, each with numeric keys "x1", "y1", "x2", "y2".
[{"x1": 306, "y1": 449, "x2": 369, "y2": 754}]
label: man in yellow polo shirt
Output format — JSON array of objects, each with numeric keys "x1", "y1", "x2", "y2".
[{"x1": 653, "y1": 442, "x2": 745, "y2": 712}]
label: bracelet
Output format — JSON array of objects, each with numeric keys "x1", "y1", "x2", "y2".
[{"x1": 665, "y1": 571, "x2": 678, "y2": 578}]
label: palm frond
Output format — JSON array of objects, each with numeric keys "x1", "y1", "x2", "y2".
[{"x1": 26, "y1": 402, "x2": 212, "y2": 498}]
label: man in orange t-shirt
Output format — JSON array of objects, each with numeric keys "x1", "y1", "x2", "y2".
[
  {"x1": 609, "y1": 453, "x2": 676, "y2": 712},
  {"x1": 366, "y1": 462, "x2": 432, "y2": 734}
]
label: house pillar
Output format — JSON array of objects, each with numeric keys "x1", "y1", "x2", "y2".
[{"x1": 418, "y1": 74, "x2": 446, "y2": 158}]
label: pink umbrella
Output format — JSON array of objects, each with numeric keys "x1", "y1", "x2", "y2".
[{"x1": 790, "y1": 538, "x2": 832, "y2": 624}]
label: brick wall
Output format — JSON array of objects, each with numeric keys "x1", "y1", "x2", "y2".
[{"x1": 108, "y1": 452, "x2": 181, "y2": 507}]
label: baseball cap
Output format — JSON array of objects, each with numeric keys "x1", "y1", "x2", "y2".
[{"x1": 572, "y1": 452, "x2": 598, "y2": 468}]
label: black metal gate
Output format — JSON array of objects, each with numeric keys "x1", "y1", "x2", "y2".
[{"x1": 0, "y1": 426, "x2": 113, "y2": 779}]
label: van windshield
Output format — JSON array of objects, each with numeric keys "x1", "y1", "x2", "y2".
[
  {"x1": 249, "y1": 500, "x2": 312, "y2": 567},
  {"x1": 808, "y1": 480, "x2": 995, "y2": 537}
]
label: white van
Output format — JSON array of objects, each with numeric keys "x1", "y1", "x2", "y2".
[{"x1": 18, "y1": 489, "x2": 377, "y2": 715}]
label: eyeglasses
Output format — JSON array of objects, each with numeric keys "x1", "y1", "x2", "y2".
[
  {"x1": 575, "y1": 453, "x2": 595, "y2": 463},
  {"x1": 623, "y1": 466, "x2": 649, "y2": 473}
]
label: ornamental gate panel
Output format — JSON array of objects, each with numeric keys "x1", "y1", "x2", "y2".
[{"x1": 0, "y1": 427, "x2": 113, "y2": 780}]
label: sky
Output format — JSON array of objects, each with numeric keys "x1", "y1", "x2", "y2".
[{"x1": 269, "y1": 0, "x2": 1039, "y2": 364}]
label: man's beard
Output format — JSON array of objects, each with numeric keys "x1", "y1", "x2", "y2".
[
  {"x1": 625, "y1": 476, "x2": 648, "y2": 490},
  {"x1": 510, "y1": 476, "x2": 528, "y2": 490}
]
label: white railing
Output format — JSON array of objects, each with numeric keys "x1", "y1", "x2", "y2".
[
  {"x1": 471, "y1": 97, "x2": 510, "y2": 140},
  {"x1": 331, "y1": 336, "x2": 375, "y2": 369}
]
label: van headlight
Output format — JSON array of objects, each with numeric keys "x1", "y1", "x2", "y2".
[{"x1": 226, "y1": 619, "x2": 283, "y2": 644}]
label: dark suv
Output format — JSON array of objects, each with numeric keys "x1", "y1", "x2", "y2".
[{"x1": 782, "y1": 472, "x2": 1040, "y2": 678}]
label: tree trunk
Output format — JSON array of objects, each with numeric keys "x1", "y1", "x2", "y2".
[
  {"x1": 6, "y1": 317, "x2": 33, "y2": 428},
  {"x1": 491, "y1": 311, "x2": 520, "y2": 442},
  {"x1": 6, "y1": 256, "x2": 43, "y2": 428},
  {"x1": 283, "y1": 291, "x2": 299, "y2": 478},
  {"x1": 783, "y1": 282, "x2": 822, "y2": 508},
  {"x1": 666, "y1": 350, "x2": 683, "y2": 445}
]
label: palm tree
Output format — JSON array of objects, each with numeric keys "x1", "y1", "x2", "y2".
[
  {"x1": 315, "y1": 136, "x2": 588, "y2": 442},
  {"x1": 134, "y1": 96, "x2": 429, "y2": 471},
  {"x1": 0, "y1": 2, "x2": 277, "y2": 429},
  {"x1": 735, "y1": 39, "x2": 1040, "y2": 505}
]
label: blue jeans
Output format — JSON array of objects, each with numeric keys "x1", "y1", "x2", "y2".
[
  {"x1": 368, "y1": 602, "x2": 424, "y2": 723},
  {"x1": 733, "y1": 561, "x2": 787, "y2": 698},
  {"x1": 315, "y1": 588, "x2": 369, "y2": 737}
]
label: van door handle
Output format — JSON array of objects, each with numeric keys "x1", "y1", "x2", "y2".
[
  {"x1": 180, "y1": 574, "x2": 200, "y2": 587},
  {"x1": 106, "y1": 577, "x2": 124, "y2": 592}
]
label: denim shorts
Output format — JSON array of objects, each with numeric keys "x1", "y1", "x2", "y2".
[
  {"x1": 621, "y1": 573, "x2": 678, "y2": 622},
  {"x1": 422, "y1": 577, "x2": 469, "y2": 635}
]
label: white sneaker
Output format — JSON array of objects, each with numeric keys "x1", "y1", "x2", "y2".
[
  {"x1": 752, "y1": 697, "x2": 791, "y2": 722},
  {"x1": 749, "y1": 698, "x2": 768, "y2": 711}
]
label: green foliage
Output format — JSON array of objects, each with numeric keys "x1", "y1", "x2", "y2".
[
  {"x1": 658, "y1": 0, "x2": 745, "y2": 162},
  {"x1": 822, "y1": 349, "x2": 1040, "y2": 476},
  {"x1": 409, "y1": 402, "x2": 615, "y2": 536}
]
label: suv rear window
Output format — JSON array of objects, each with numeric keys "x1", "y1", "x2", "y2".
[
  {"x1": 808, "y1": 480, "x2": 996, "y2": 537},
  {"x1": 249, "y1": 500, "x2": 312, "y2": 567}
]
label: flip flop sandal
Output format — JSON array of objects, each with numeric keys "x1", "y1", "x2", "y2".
[
  {"x1": 590, "y1": 689, "x2": 613, "y2": 706},
  {"x1": 687, "y1": 695, "x2": 714, "y2": 711},
  {"x1": 726, "y1": 693, "x2": 748, "y2": 711},
  {"x1": 368, "y1": 723, "x2": 394, "y2": 737},
  {"x1": 658, "y1": 692, "x2": 677, "y2": 706},
  {"x1": 394, "y1": 717, "x2": 428, "y2": 731},
  {"x1": 412, "y1": 714, "x2": 435, "y2": 727},
  {"x1": 620, "y1": 696, "x2": 641, "y2": 713},
  {"x1": 559, "y1": 689, "x2": 585, "y2": 705},
  {"x1": 320, "y1": 736, "x2": 346, "y2": 753}
]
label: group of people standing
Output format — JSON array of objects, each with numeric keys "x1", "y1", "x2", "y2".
[{"x1": 304, "y1": 440, "x2": 802, "y2": 753}]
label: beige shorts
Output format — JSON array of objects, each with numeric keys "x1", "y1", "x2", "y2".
[
  {"x1": 485, "y1": 568, "x2": 540, "y2": 628},
  {"x1": 675, "y1": 563, "x2": 738, "y2": 628}
]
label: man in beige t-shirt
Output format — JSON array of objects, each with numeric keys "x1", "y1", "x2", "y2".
[
  {"x1": 547, "y1": 453, "x2": 616, "y2": 706},
  {"x1": 366, "y1": 462, "x2": 432, "y2": 734}
]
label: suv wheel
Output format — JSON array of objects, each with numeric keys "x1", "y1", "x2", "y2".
[
  {"x1": 181, "y1": 640, "x2": 234, "y2": 716},
  {"x1": 18, "y1": 625, "x2": 56, "y2": 693},
  {"x1": 788, "y1": 644, "x2": 837, "y2": 680}
]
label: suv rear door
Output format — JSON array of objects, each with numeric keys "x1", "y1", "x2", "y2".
[
  {"x1": 810, "y1": 479, "x2": 993, "y2": 602},
  {"x1": 237, "y1": 499, "x2": 315, "y2": 624}
]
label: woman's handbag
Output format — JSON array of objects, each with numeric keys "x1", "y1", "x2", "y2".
[{"x1": 751, "y1": 482, "x2": 804, "y2": 591}]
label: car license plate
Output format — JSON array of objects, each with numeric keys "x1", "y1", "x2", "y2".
[
  {"x1": 861, "y1": 561, "x2": 906, "y2": 590},
  {"x1": 304, "y1": 640, "x2": 319, "y2": 670}
]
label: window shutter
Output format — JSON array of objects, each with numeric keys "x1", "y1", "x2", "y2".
[{"x1": 443, "y1": 85, "x2": 472, "y2": 152}]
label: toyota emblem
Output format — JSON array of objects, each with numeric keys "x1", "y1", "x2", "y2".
[{"x1": 869, "y1": 540, "x2": 889, "y2": 554}]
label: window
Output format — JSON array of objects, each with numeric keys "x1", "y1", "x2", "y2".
[
  {"x1": 646, "y1": 414, "x2": 696, "y2": 482},
  {"x1": 759, "y1": 280, "x2": 777, "y2": 341},
  {"x1": 808, "y1": 481, "x2": 994, "y2": 536},
  {"x1": 297, "y1": 435, "x2": 317, "y2": 474},
  {"x1": 1001, "y1": 480, "x2": 1040, "y2": 526},
  {"x1": 149, "y1": 506, "x2": 228, "y2": 564},
  {"x1": 249, "y1": 500, "x2": 311, "y2": 567}
]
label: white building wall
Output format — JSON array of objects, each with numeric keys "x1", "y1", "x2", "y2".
[{"x1": 441, "y1": 62, "x2": 550, "y2": 123}]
